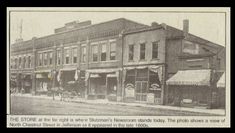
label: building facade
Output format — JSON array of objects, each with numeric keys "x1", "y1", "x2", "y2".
[{"x1": 10, "y1": 18, "x2": 225, "y2": 108}]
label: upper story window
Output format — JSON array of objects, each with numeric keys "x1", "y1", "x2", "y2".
[
  {"x1": 10, "y1": 58, "x2": 13, "y2": 69},
  {"x1": 91, "y1": 45, "x2": 98, "y2": 62},
  {"x1": 140, "y1": 43, "x2": 146, "y2": 60},
  {"x1": 43, "y1": 53, "x2": 48, "y2": 66},
  {"x1": 152, "y1": 41, "x2": 159, "y2": 59},
  {"x1": 19, "y1": 57, "x2": 21, "y2": 69},
  {"x1": 110, "y1": 42, "x2": 116, "y2": 60},
  {"x1": 28, "y1": 56, "x2": 31, "y2": 68},
  {"x1": 73, "y1": 48, "x2": 77, "y2": 64},
  {"x1": 57, "y1": 50, "x2": 61, "y2": 65},
  {"x1": 101, "y1": 43, "x2": 107, "y2": 61},
  {"x1": 128, "y1": 44, "x2": 134, "y2": 61},
  {"x1": 49, "y1": 52, "x2": 53, "y2": 65},
  {"x1": 22, "y1": 57, "x2": 25, "y2": 68},
  {"x1": 182, "y1": 40, "x2": 199, "y2": 55},
  {"x1": 64, "y1": 48, "x2": 70, "y2": 64},
  {"x1": 14, "y1": 58, "x2": 18, "y2": 69},
  {"x1": 38, "y1": 53, "x2": 42, "y2": 66},
  {"x1": 81, "y1": 46, "x2": 86, "y2": 63}
]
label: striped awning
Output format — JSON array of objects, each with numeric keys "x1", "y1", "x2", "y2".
[
  {"x1": 166, "y1": 69, "x2": 211, "y2": 86},
  {"x1": 217, "y1": 73, "x2": 225, "y2": 88}
]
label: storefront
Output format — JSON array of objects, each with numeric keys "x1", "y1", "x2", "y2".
[
  {"x1": 35, "y1": 70, "x2": 52, "y2": 94},
  {"x1": 85, "y1": 68, "x2": 120, "y2": 101},
  {"x1": 10, "y1": 73, "x2": 18, "y2": 93},
  {"x1": 22, "y1": 74, "x2": 32, "y2": 93},
  {"x1": 123, "y1": 65, "x2": 163, "y2": 104},
  {"x1": 217, "y1": 72, "x2": 225, "y2": 108},
  {"x1": 166, "y1": 69, "x2": 213, "y2": 108}
]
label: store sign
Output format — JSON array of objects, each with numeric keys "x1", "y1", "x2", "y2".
[
  {"x1": 125, "y1": 83, "x2": 135, "y2": 97},
  {"x1": 149, "y1": 83, "x2": 161, "y2": 91},
  {"x1": 147, "y1": 93, "x2": 155, "y2": 103}
]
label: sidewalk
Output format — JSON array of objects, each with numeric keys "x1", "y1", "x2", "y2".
[{"x1": 12, "y1": 93, "x2": 225, "y2": 115}]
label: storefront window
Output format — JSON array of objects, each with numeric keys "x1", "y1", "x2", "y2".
[
  {"x1": 149, "y1": 70, "x2": 161, "y2": 98},
  {"x1": 92, "y1": 45, "x2": 98, "y2": 62},
  {"x1": 81, "y1": 46, "x2": 86, "y2": 63},
  {"x1": 129, "y1": 44, "x2": 134, "y2": 61},
  {"x1": 125, "y1": 69, "x2": 136, "y2": 85},
  {"x1": 110, "y1": 42, "x2": 116, "y2": 60},
  {"x1": 152, "y1": 41, "x2": 158, "y2": 59},
  {"x1": 140, "y1": 43, "x2": 146, "y2": 60},
  {"x1": 136, "y1": 69, "x2": 148, "y2": 81},
  {"x1": 73, "y1": 48, "x2": 77, "y2": 64},
  {"x1": 101, "y1": 43, "x2": 107, "y2": 61}
]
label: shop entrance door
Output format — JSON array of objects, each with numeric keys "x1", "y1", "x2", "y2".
[
  {"x1": 135, "y1": 81, "x2": 148, "y2": 102},
  {"x1": 107, "y1": 77, "x2": 117, "y2": 95}
]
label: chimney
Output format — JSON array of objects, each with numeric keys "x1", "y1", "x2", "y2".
[
  {"x1": 183, "y1": 19, "x2": 189, "y2": 33},
  {"x1": 151, "y1": 22, "x2": 159, "y2": 27}
]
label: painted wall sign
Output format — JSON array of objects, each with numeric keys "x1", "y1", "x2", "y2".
[
  {"x1": 125, "y1": 83, "x2": 135, "y2": 97},
  {"x1": 149, "y1": 83, "x2": 161, "y2": 91}
]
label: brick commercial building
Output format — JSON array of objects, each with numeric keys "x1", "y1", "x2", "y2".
[{"x1": 10, "y1": 18, "x2": 225, "y2": 108}]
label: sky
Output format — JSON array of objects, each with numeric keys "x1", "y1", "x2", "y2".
[{"x1": 9, "y1": 8, "x2": 227, "y2": 46}]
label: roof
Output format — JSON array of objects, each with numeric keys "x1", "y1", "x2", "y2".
[
  {"x1": 166, "y1": 69, "x2": 211, "y2": 86},
  {"x1": 11, "y1": 18, "x2": 147, "y2": 47},
  {"x1": 217, "y1": 72, "x2": 225, "y2": 88},
  {"x1": 166, "y1": 25, "x2": 224, "y2": 50},
  {"x1": 123, "y1": 25, "x2": 162, "y2": 35}
]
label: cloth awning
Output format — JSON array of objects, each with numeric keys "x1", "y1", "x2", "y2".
[
  {"x1": 34, "y1": 70, "x2": 51, "y2": 73},
  {"x1": 107, "y1": 73, "x2": 117, "y2": 77},
  {"x1": 90, "y1": 74, "x2": 101, "y2": 78},
  {"x1": 86, "y1": 68, "x2": 120, "y2": 73},
  {"x1": 166, "y1": 69, "x2": 211, "y2": 86},
  {"x1": 60, "y1": 67, "x2": 77, "y2": 71},
  {"x1": 36, "y1": 73, "x2": 47, "y2": 79},
  {"x1": 217, "y1": 72, "x2": 225, "y2": 88}
]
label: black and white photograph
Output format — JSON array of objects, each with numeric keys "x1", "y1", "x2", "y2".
[{"x1": 6, "y1": 7, "x2": 230, "y2": 128}]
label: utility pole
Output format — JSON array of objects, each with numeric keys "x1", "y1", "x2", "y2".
[{"x1": 19, "y1": 19, "x2": 23, "y2": 39}]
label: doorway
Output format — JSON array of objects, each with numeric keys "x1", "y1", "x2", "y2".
[
  {"x1": 107, "y1": 77, "x2": 117, "y2": 95},
  {"x1": 135, "y1": 81, "x2": 148, "y2": 102}
]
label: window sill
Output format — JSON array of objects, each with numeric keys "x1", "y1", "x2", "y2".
[
  {"x1": 151, "y1": 58, "x2": 159, "y2": 61},
  {"x1": 139, "y1": 59, "x2": 147, "y2": 62},
  {"x1": 100, "y1": 60, "x2": 118, "y2": 63}
]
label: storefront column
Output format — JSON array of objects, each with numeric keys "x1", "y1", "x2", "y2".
[
  {"x1": 116, "y1": 70, "x2": 122, "y2": 102},
  {"x1": 32, "y1": 37, "x2": 37, "y2": 95},
  {"x1": 31, "y1": 73, "x2": 36, "y2": 95},
  {"x1": 121, "y1": 69, "x2": 126, "y2": 102},
  {"x1": 161, "y1": 65, "x2": 166, "y2": 105}
]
